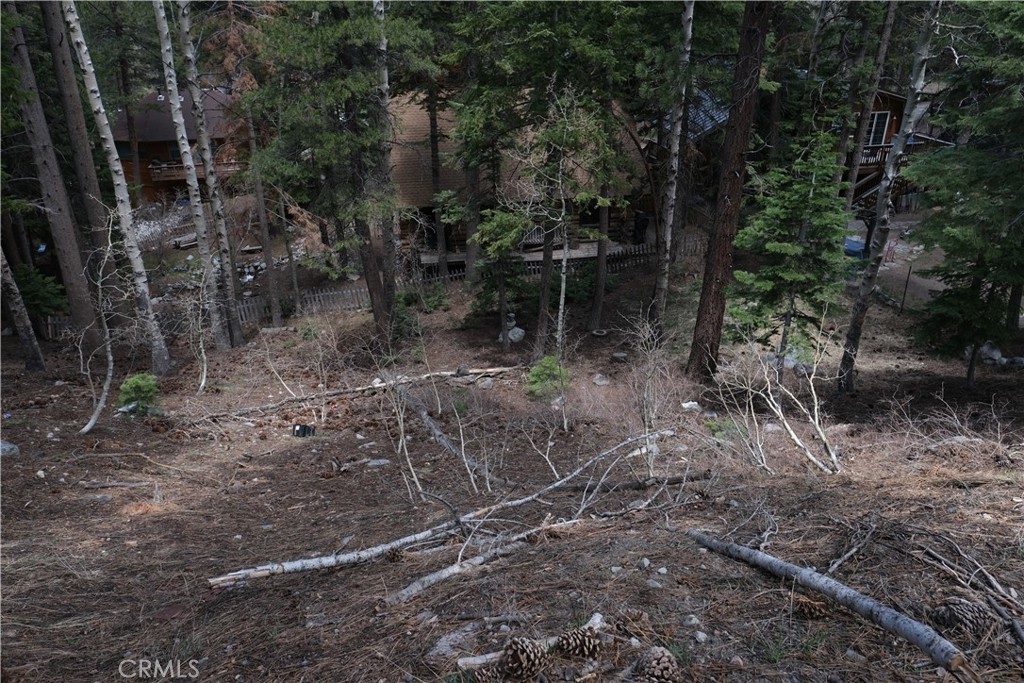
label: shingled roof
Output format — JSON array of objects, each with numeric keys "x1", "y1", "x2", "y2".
[{"x1": 112, "y1": 89, "x2": 237, "y2": 142}]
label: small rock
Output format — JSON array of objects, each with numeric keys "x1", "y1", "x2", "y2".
[
  {"x1": 827, "y1": 674, "x2": 842, "y2": 683},
  {"x1": 35, "y1": 470, "x2": 45, "y2": 479},
  {"x1": 682, "y1": 615, "x2": 700, "y2": 627},
  {"x1": 629, "y1": 637, "x2": 642, "y2": 648},
  {"x1": 610, "y1": 566, "x2": 623, "y2": 574},
  {"x1": 356, "y1": 433, "x2": 366, "y2": 440},
  {"x1": 0, "y1": 441, "x2": 19, "y2": 457},
  {"x1": 233, "y1": 534, "x2": 242, "y2": 541},
  {"x1": 611, "y1": 352, "x2": 628, "y2": 363},
  {"x1": 657, "y1": 567, "x2": 668, "y2": 575},
  {"x1": 499, "y1": 624, "x2": 510, "y2": 633},
  {"x1": 639, "y1": 557, "x2": 651, "y2": 569},
  {"x1": 694, "y1": 631, "x2": 708, "y2": 644},
  {"x1": 681, "y1": 401, "x2": 702, "y2": 411},
  {"x1": 87, "y1": 494, "x2": 113, "y2": 504},
  {"x1": 366, "y1": 459, "x2": 391, "y2": 467},
  {"x1": 477, "y1": 377, "x2": 494, "y2": 390},
  {"x1": 646, "y1": 579, "x2": 662, "y2": 589},
  {"x1": 845, "y1": 648, "x2": 866, "y2": 663},
  {"x1": 764, "y1": 422, "x2": 783, "y2": 433},
  {"x1": 592, "y1": 373, "x2": 610, "y2": 386},
  {"x1": 729, "y1": 656, "x2": 745, "y2": 667}
]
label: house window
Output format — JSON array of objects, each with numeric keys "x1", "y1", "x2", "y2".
[{"x1": 867, "y1": 112, "x2": 889, "y2": 146}]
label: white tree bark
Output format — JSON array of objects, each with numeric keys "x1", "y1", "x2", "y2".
[
  {"x1": 652, "y1": 0, "x2": 695, "y2": 336},
  {"x1": 152, "y1": 0, "x2": 231, "y2": 351},
  {"x1": 173, "y1": 0, "x2": 244, "y2": 345},
  {"x1": 838, "y1": 0, "x2": 939, "y2": 394},
  {"x1": 687, "y1": 530, "x2": 983, "y2": 681},
  {"x1": 61, "y1": 0, "x2": 171, "y2": 375}
]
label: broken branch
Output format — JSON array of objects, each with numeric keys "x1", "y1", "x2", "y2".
[{"x1": 686, "y1": 530, "x2": 982, "y2": 682}]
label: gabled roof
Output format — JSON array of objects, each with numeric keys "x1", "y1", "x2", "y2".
[{"x1": 112, "y1": 89, "x2": 237, "y2": 142}]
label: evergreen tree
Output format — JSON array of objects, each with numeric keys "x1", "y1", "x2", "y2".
[
  {"x1": 730, "y1": 132, "x2": 849, "y2": 370},
  {"x1": 902, "y1": 2, "x2": 1024, "y2": 385}
]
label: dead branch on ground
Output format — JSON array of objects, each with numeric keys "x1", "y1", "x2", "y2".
[
  {"x1": 190, "y1": 366, "x2": 520, "y2": 423},
  {"x1": 383, "y1": 517, "x2": 584, "y2": 605},
  {"x1": 207, "y1": 430, "x2": 671, "y2": 589},
  {"x1": 686, "y1": 530, "x2": 983, "y2": 682},
  {"x1": 456, "y1": 612, "x2": 606, "y2": 670}
]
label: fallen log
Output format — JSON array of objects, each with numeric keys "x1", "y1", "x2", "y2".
[
  {"x1": 192, "y1": 366, "x2": 520, "y2": 423},
  {"x1": 686, "y1": 530, "x2": 983, "y2": 682},
  {"x1": 384, "y1": 518, "x2": 583, "y2": 605},
  {"x1": 208, "y1": 431, "x2": 670, "y2": 589}
]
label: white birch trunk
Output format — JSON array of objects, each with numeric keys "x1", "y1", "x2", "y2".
[
  {"x1": 61, "y1": 0, "x2": 171, "y2": 375},
  {"x1": 152, "y1": 0, "x2": 231, "y2": 351},
  {"x1": 0, "y1": 250, "x2": 46, "y2": 372},
  {"x1": 652, "y1": 0, "x2": 695, "y2": 335},
  {"x1": 173, "y1": 0, "x2": 244, "y2": 345}
]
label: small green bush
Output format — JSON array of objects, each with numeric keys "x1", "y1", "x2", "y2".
[
  {"x1": 526, "y1": 356, "x2": 570, "y2": 398},
  {"x1": 118, "y1": 373, "x2": 159, "y2": 414}
]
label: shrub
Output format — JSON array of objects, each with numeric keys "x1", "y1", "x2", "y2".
[
  {"x1": 118, "y1": 373, "x2": 159, "y2": 414},
  {"x1": 12, "y1": 264, "x2": 67, "y2": 316},
  {"x1": 526, "y1": 356, "x2": 570, "y2": 398}
]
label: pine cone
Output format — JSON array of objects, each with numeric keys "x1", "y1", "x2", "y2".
[
  {"x1": 633, "y1": 646, "x2": 682, "y2": 683},
  {"x1": 501, "y1": 637, "x2": 549, "y2": 680},
  {"x1": 384, "y1": 546, "x2": 405, "y2": 563},
  {"x1": 469, "y1": 664, "x2": 504, "y2": 683},
  {"x1": 792, "y1": 594, "x2": 829, "y2": 619},
  {"x1": 555, "y1": 626, "x2": 601, "y2": 659},
  {"x1": 928, "y1": 597, "x2": 995, "y2": 635}
]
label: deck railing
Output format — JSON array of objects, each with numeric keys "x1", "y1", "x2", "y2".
[{"x1": 149, "y1": 160, "x2": 246, "y2": 182}]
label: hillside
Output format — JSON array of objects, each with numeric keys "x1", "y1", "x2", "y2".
[{"x1": 1, "y1": 262, "x2": 1022, "y2": 683}]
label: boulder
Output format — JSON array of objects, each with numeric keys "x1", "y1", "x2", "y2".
[{"x1": 0, "y1": 440, "x2": 19, "y2": 457}]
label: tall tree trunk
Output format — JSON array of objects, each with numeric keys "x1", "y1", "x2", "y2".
[
  {"x1": 652, "y1": 0, "x2": 695, "y2": 339},
  {"x1": 11, "y1": 212, "x2": 34, "y2": 266},
  {"x1": 837, "y1": 0, "x2": 939, "y2": 395},
  {"x1": 2, "y1": 212, "x2": 25, "y2": 270},
  {"x1": 685, "y1": 1, "x2": 772, "y2": 382},
  {"x1": 152, "y1": 0, "x2": 231, "y2": 351},
  {"x1": 355, "y1": 217, "x2": 388, "y2": 337},
  {"x1": 832, "y1": 7, "x2": 873, "y2": 186},
  {"x1": 246, "y1": 109, "x2": 282, "y2": 326},
  {"x1": 7, "y1": 4, "x2": 100, "y2": 350},
  {"x1": 588, "y1": 183, "x2": 610, "y2": 331},
  {"x1": 464, "y1": 163, "x2": 482, "y2": 284},
  {"x1": 1007, "y1": 282, "x2": 1022, "y2": 331},
  {"x1": 40, "y1": 1, "x2": 110, "y2": 262},
  {"x1": 174, "y1": 0, "x2": 244, "y2": 345},
  {"x1": 1, "y1": 250, "x2": 46, "y2": 372},
  {"x1": 371, "y1": 0, "x2": 397, "y2": 341},
  {"x1": 844, "y1": 0, "x2": 898, "y2": 213},
  {"x1": 533, "y1": 224, "x2": 555, "y2": 361},
  {"x1": 62, "y1": 0, "x2": 171, "y2": 375},
  {"x1": 110, "y1": 6, "x2": 143, "y2": 206},
  {"x1": 427, "y1": 86, "x2": 449, "y2": 282}
]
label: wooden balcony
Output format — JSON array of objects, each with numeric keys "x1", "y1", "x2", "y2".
[
  {"x1": 859, "y1": 135, "x2": 952, "y2": 171},
  {"x1": 149, "y1": 160, "x2": 246, "y2": 181}
]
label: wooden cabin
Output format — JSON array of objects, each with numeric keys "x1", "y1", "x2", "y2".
[{"x1": 113, "y1": 90, "x2": 245, "y2": 204}]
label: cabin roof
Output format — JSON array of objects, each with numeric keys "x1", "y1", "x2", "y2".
[{"x1": 113, "y1": 89, "x2": 237, "y2": 143}]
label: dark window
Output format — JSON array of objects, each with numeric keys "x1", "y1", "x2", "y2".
[{"x1": 867, "y1": 112, "x2": 889, "y2": 146}]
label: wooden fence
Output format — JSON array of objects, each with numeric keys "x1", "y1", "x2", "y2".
[{"x1": 237, "y1": 285, "x2": 371, "y2": 324}]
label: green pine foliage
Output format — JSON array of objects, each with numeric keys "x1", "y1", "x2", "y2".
[
  {"x1": 118, "y1": 373, "x2": 159, "y2": 414},
  {"x1": 729, "y1": 133, "x2": 849, "y2": 351},
  {"x1": 12, "y1": 265, "x2": 68, "y2": 316},
  {"x1": 526, "y1": 355, "x2": 570, "y2": 399},
  {"x1": 902, "y1": 3, "x2": 1024, "y2": 364}
]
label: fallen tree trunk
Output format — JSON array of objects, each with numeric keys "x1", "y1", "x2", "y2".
[
  {"x1": 208, "y1": 430, "x2": 670, "y2": 588},
  {"x1": 384, "y1": 518, "x2": 583, "y2": 605},
  {"x1": 193, "y1": 366, "x2": 520, "y2": 423},
  {"x1": 686, "y1": 530, "x2": 982, "y2": 682}
]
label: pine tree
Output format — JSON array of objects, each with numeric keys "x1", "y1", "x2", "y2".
[{"x1": 730, "y1": 132, "x2": 849, "y2": 370}]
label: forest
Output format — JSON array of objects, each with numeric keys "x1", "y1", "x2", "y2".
[{"x1": 1, "y1": 1, "x2": 1022, "y2": 682}]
